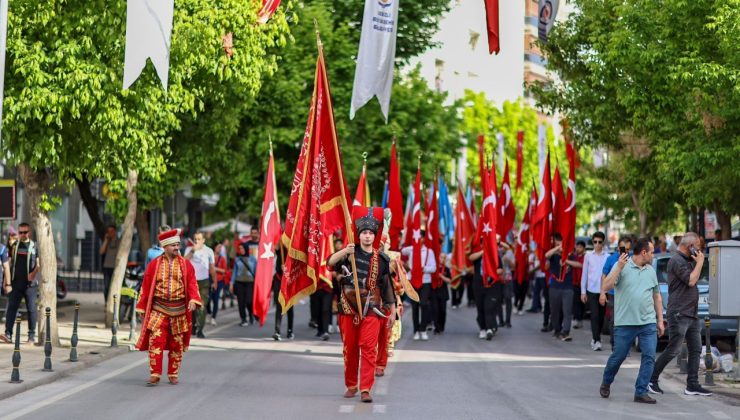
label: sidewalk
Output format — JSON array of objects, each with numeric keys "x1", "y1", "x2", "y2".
[
  {"x1": 0, "y1": 292, "x2": 240, "y2": 400},
  {"x1": 661, "y1": 363, "x2": 740, "y2": 402}
]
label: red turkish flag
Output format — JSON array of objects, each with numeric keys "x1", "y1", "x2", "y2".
[
  {"x1": 560, "y1": 143, "x2": 577, "y2": 262},
  {"x1": 410, "y1": 168, "x2": 423, "y2": 289},
  {"x1": 532, "y1": 153, "x2": 552, "y2": 272},
  {"x1": 353, "y1": 166, "x2": 370, "y2": 207},
  {"x1": 253, "y1": 153, "x2": 281, "y2": 326},
  {"x1": 451, "y1": 186, "x2": 475, "y2": 288},
  {"x1": 280, "y1": 47, "x2": 352, "y2": 313},
  {"x1": 516, "y1": 131, "x2": 524, "y2": 190},
  {"x1": 551, "y1": 165, "x2": 566, "y2": 240},
  {"x1": 388, "y1": 141, "x2": 404, "y2": 250},
  {"x1": 477, "y1": 162, "x2": 500, "y2": 283},
  {"x1": 484, "y1": 0, "x2": 500, "y2": 55},
  {"x1": 426, "y1": 179, "x2": 441, "y2": 288},
  {"x1": 257, "y1": 0, "x2": 282, "y2": 24},
  {"x1": 497, "y1": 160, "x2": 516, "y2": 240},
  {"x1": 515, "y1": 186, "x2": 537, "y2": 284}
]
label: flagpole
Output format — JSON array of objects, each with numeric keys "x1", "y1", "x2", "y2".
[{"x1": 315, "y1": 23, "x2": 363, "y2": 319}]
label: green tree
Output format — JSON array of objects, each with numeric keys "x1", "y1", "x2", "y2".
[
  {"x1": 2, "y1": 0, "x2": 289, "y2": 334},
  {"x1": 203, "y1": 1, "x2": 460, "y2": 220},
  {"x1": 531, "y1": 0, "x2": 740, "y2": 237}
]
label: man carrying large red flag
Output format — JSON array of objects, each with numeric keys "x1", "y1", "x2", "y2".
[
  {"x1": 253, "y1": 147, "x2": 281, "y2": 328},
  {"x1": 387, "y1": 141, "x2": 404, "y2": 250},
  {"x1": 280, "y1": 37, "x2": 354, "y2": 316},
  {"x1": 498, "y1": 160, "x2": 516, "y2": 240},
  {"x1": 328, "y1": 208, "x2": 396, "y2": 403}
]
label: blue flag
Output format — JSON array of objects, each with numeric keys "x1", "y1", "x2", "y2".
[
  {"x1": 381, "y1": 178, "x2": 389, "y2": 208},
  {"x1": 438, "y1": 176, "x2": 455, "y2": 254}
]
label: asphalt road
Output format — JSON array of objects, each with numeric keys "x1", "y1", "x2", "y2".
[{"x1": 1, "y1": 299, "x2": 737, "y2": 420}]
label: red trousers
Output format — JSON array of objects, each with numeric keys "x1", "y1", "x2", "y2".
[
  {"x1": 339, "y1": 314, "x2": 381, "y2": 392},
  {"x1": 376, "y1": 318, "x2": 390, "y2": 369},
  {"x1": 148, "y1": 316, "x2": 185, "y2": 378}
]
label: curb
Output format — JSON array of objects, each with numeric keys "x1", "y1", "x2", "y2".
[
  {"x1": 662, "y1": 370, "x2": 740, "y2": 405},
  {"x1": 0, "y1": 345, "x2": 132, "y2": 401}
]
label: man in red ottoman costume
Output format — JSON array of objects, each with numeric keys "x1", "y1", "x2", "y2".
[{"x1": 136, "y1": 228, "x2": 202, "y2": 385}]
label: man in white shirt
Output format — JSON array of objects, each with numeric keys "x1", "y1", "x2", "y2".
[
  {"x1": 401, "y1": 229, "x2": 437, "y2": 341},
  {"x1": 184, "y1": 231, "x2": 216, "y2": 338},
  {"x1": 580, "y1": 231, "x2": 609, "y2": 350}
]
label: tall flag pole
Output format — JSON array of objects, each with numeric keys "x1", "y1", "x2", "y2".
[
  {"x1": 349, "y1": 0, "x2": 400, "y2": 121},
  {"x1": 280, "y1": 27, "x2": 360, "y2": 316},
  {"x1": 253, "y1": 139, "x2": 281, "y2": 326},
  {"x1": 388, "y1": 139, "x2": 404, "y2": 250}
]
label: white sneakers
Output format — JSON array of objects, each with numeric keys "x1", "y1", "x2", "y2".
[
  {"x1": 479, "y1": 330, "x2": 487, "y2": 339},
  {"x1": 420, "y1": 331, "x2": 429, "y2": 341},
  {"x1": 591, "y1": 340, "x2": 602, "y2": 351},
  {"x1": 209, "y1": 317, "x2": 217, "y2": 326},
  {"x1": 413, "y1": 332, "x2": 421, "y2": 341}
]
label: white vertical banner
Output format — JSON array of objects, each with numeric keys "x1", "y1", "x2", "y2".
[
  {"x1": 123, "y1": 0, "x2": 175, "y2": 91},
  {"x1": 537, "y1": 0, "x2": 560, "y2": 43},
  {"x1": 538, "y1": 124, "x2": 547, "y2": 177},
  {"x1": 349, "y1": 0, "x2": 400, "y2": 122},
  {"x1": 0, "y1": 0, "x2": 8, "y2": 143},
  {"x1": 496, "y1": 132, "x2": 505, "y2": 174}
]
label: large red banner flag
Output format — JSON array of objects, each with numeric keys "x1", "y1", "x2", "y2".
[
  {"x1": 388, "y1": 141, "x2": 404, "y2": 250},
  {"x1": 451, "y1": 186, "x2": 475, "y2": 287},
  {"x1": 478, "y1": 162, "x2": 500, "y2": 282},
  {"x1": 516, "y1": 130, "x2": 524, "y2": 190},
  {"x1": 484, "y1": 0, "x2": 500, "y2": 55},
  {"x1": 253, "y1": 152, "x2": 281, "y2": 326},
  {"x1": 280, "y1": 44, "x2": 353, "y2": 313},
  {"x1": 498, "y1": 160, "x2": 516, "y2": 239},
  {"x1": 532, "y1": 153, "x2": 552, "y2": 272},
  {"x1": 560, "y1": 143, "x2": 577, "y2": 261},
  {"x1": 515, "y1": 186, "x2": 537, "y2": 284},
  {"x1": 410, "y1": 167, "x2": 423, "y2": 289}
]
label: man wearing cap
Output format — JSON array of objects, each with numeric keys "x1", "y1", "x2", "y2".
[
  {"x1": 328, "y1": 209, "x2": 396, "y2": 403},
  {"x1": 136, "y1": 228, "x2": 202, "y2": 385}
]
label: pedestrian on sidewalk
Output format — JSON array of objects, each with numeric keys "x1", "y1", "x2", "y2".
[
  {"x1": 401, "y1": 229, "x2": 436, "y2": 341},
  {"x1": 329, "y1": 210, "x2": 396, "y2": 403},
  {"x1": 599, "y1": 238, "x2": 664, "y2": 404},
  {"x1": 2, "y1": 222, "x2": 40, "y2": 344},
  {"x1": 580, "y1": 232, "x2": 608, "y2": 351},
  {"x1": 208, "y1": 243, "x2": 228, "y2": 326},
  {"x1": 649, "y1": 232, "x2": 712, "y2": 397},
  {"x1": 184, "y1": 231, "x2": 216, "y2": 338},
  {"x1": 99, "y1": 225, "x2": 119, "y2": 303},
  {"x1": 230, "y1": 243, "x2": 256, "y2": 326},
  {"x1": 136, "y1": 228, "x2": 202, "y2": 385}
]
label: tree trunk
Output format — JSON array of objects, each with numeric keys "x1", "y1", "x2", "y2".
[
  {"x1": 18, "y1": 165, "x2": 60, "y2": 346},
  {"x1": 75, "y1": 175, "x2": 107, "y2": 241},
  {"x1": 714, "y1": 204, "x2": 731, "y2": 241},
  {"x1": 630, "y1": 191, "x2": 648, "y2": 236},
  {"x1": 135, "y1": 209, "x2": 152, "y2": 255},
  {"x1": 105, "y1": 170, "x2": 138, "y2": 327}
]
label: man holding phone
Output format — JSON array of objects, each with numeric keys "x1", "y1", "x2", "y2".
[
  {"x1": 599, "y1": 238, "x2": 664, "y2": 404},
  {"x1": 648, "y1": 232, "x2": 712, "y2": 397}
]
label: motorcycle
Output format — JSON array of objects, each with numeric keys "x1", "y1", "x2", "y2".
[{"x1": 120, "y1": 262, "x2": 144, "y2": 322}]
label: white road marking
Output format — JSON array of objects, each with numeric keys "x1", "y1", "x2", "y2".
[
  {"x1": 709, "y1": 411, "x2": 731, "y2": 419},
  {"x1": 372, "y1": 404, "x2": 387, "y2": 414},
  {"x1": 339, "y1": 405, "x2": 355, "y2": 413},
  {"x1": 0, "y1": 358, "x2": 147, "y2": 420}
]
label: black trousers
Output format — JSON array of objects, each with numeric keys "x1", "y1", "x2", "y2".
[
  {"x1": 234, "y1": 282, "x2": 254, "y2": 323},
  {"x1": 651, "y1": 312, "x2": 702, "y2": 387},
  {"x1": 411, "y1": 284, "x2": 432, "y2": 333},
  {"x1": 431, "y1": 285, "x2": 449, "y2": 332},
  {"x1": 102, "y1": 267, "x2": 114, "y2": 303},
  {"x1": 498, "y1": 281, "x2": 513, "y2": 325},
  {"x1": 514, "y1": 279, "x2": 529, "y2": 311},
  {"x1": 587, "y1": 291, "x2": 606, "y2": 342},
  {"x1": 315, "y1": 289, "x2": 333, "y2": 335},
  {"x1": 572, "y1": 285, "x2": 585, "y2": 321},
  {"x1": 272, "y1": 279, "x2": 294, "y2": 333},
  {"x1": 465, "y1": 274, "x2": 475, "y2": 307},
  {"x1": 309, "y1": 293, "x2": 319, "y2": 324},
  {"x1": 3, "y1": 285, "x2": 38, "y2": 338},
  {"x1": 451, "y1": 282, "x2": 465, "y2": 307},
  {"x1": 542, "y1": 286, "x2": 551, "y2": 327}
]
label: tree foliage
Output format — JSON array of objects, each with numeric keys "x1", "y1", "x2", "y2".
[{"x1": 531, "y1": 0, "x2": 740, "y2": 234}]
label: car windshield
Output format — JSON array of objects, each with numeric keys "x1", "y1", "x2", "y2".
[{"x1": 655, "y1": 254, "x2": 709, "y2": 285}]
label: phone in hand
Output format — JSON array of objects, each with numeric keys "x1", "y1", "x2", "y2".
[
  {"x1": 689, "y1": 246, "x2": 698, "y2": 257},
  {"x1": 619, "y1": 246, "x2": 626, "y2": 255}
]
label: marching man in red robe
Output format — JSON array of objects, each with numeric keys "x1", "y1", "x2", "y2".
[
  {"x1": 136, "y1": 228, "x2": 202, "y2": 385},
  {"x1": 328, "y1": 208, "x2": 396, "y2": 403}
]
